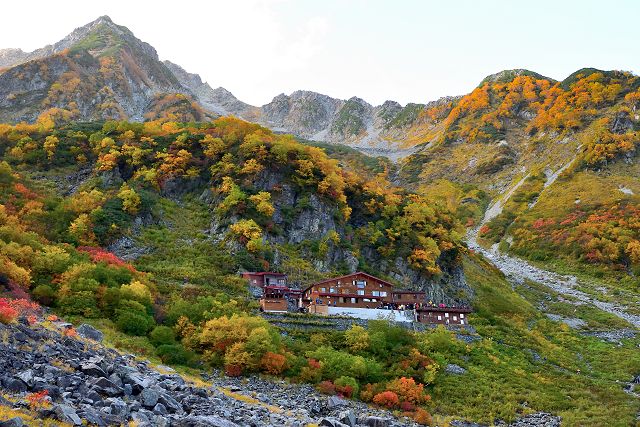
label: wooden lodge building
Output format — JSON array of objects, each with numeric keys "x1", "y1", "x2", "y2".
[
  {"x1": 303, "y1": 272, "x2": 394, "y2": 309},
  {"x1": 241, "y1": 272, "x2": 288, "y2": 288},
  {"x1": 415, "y1": 306, "x2": 470, "y2": 325},
  {"x1": 240, "y1": 272, "x2": 302, "y2": 313},
  {"x1": 244, "y1": 270, "x2": 472, "y2": 324}
]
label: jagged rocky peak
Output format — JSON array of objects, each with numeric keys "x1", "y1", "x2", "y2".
[
  {"x1": 262, "y1": 90, "x2": 343, "y2": 136},
  {"x1": 64, "y1": 15, "x2": 162, "y2": 61},
  {"x1": 480, "y1": 68, "x2": 555, "y2": 85},
  {"x1": 330, "y1": 96, "x2": 372, "y2": 137},
  {"x1": 164, "y1": 60, "x2": 251, "y2": 116},
  {"x1": 375, "y1": 100, "x2": 404, "y2": 126},
  {"x1": 3, "y1": 15, "x2": 157, "y2": 66},
  {"x1": 164, "y1": 60, "x2": 204, "y2": 87},
  {"x1": 0, "y1": 48, "x2": 28, "y2": 68}
]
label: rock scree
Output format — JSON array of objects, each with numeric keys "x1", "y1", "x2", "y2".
[{"x1": 0, "y1": 319, "x2": 562, "y2": 426}]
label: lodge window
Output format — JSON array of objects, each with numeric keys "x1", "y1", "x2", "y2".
[
  {"x1": 330, "y1": 288, "x2": 336, "y2": 293},
  {"x1": 453, "y1": 316, "x2": 457, "y2": 321},
  {"x1": 372, "y1": 291, "x2": 380, "y2": 297},
  {"x1": 321, "y1": 287, "x2": 326, "y2": 292},
  {"x1": 445, "y1": 313, "x2": 449, "y2": 318},
  {"x1": 355, "y1": 280, "x2": 366, "y2": 288},
  {"x1": 380, "y1": 291, "x2": 387, "y2": 297},
  {"x1": 350, "y1": 298, "x2": 357, "y2": 303},
  {"x1": 437, "y1": 315, "x2": 442, "y2": 321},
  {"x1": 461, "y1": 320, "x2": 465, "y2": 325},
  {"x1": 278, "y1": 279, "x2": 285, "y2": 285},
  {"x1": 363, "y1": 298, "x2": 370, "y2": 302},
  {"x1": 460, "y1": 314, "x2": 465, "y2": 318},
  {"x1": 357, "y1": 290, "x2": 365, "y2": 296}
]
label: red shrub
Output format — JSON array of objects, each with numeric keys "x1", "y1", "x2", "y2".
[
  {"x1": 78, "y1": 246, "x2": 136, "y2": 272},
  {"x1": 0, "y1": 298, "x2": 39, "y2": 324},
  {"x1": 386, "y1": 377, "x2": 430, "y2": 405},
  {"x1": 479, "y1": 225, "x2": 490, "y2": 235},
  {"x1": 10, "y1": 299, "x2": 40, "y2": 317},
  {"x1": 317, "y1": 381, "x2": 336, "y2": 395},
  {"x1": 5, "y1": 280, "x2": 30, "y2": 299},
  {"x1": 63, "y1": 327, "x2": 78, "y2": 338},
  {"x1": 14, "y1": 183, "x2": 38, "y2": 200},
  {"x1": 0, "y1": 301, "x2": 18, "y2": 324},
  {"x1": 413, "y1": 408, "x2": 433, "y2": 426},
  {"x1": 373, "y1": 391, "x2": 399, "y2": 409},
  {"x1": 400, "y1": 401, "x2": 416, "y2": 412},
  {"x1": 308, "y1": 358, "x2": 321, "y2": 370},
  {"x1": 260, "y1": 352, "x2": 287, "y2": 375},
  {"x1": 26, "y1": 390, "x2": 49, "y2": 410},
  {"x1": 224, "y1": 364, "x2": 243, "y2": 377},
  {"x1": 335, "y1": 384, "x2": 354, "y2": 398}
]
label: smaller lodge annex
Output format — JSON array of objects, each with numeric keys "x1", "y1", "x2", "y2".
[{"x1": 241, "y1": 271, "x2": 471, "y2": 325}]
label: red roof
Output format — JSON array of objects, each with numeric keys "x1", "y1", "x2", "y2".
[{"x1": 303, "y1": 272, "x2": 395, "y2": 293}]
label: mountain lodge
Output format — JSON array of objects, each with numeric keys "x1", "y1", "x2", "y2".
[{"x1": 244, "y1": 270, "x2": 471, "y2": 324}]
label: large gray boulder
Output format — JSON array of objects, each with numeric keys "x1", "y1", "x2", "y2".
[
  {"x1": 91, "y1": 377, "x2": 123, "y2": 397},
  {"x1": 0, "y1": 418, "x2": 24, "y2": 427},
  {"x1": 174, "y1": 415, "x2": 239, "y2": 426},
  {"x1": 76, "y1": 324, "x2": 104, "y2": 342},
  {"x1": 140, "y1": 388, "x2": 160, "y2": 408},
  {"x1": 53, "y1": 404, "x2": 83, "y2": 426}
]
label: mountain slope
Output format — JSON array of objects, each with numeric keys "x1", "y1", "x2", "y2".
[
  {"x1": 400, "y1": 69, "x2": 640, "y2": 307},
  {"x1": 0, "y1": 16, "x2": 208, "y2": 123}
]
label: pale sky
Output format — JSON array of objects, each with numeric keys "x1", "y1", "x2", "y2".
[{"x1": 1, "y1": 0, "x2": 638, "y2": 106}]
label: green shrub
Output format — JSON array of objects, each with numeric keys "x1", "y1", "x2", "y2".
[
  {"x1": 32, "y1": 285, "x2": 56, "y2": 305},
  {"x1": 156, "y1": 344, "x2": 193, "y2": 366},
  {"x1": 116, "y1": 311, "x2": 155, "y2": 336},
  {"x1": 149, "y1": 326, "x2": 176, "y2": 346}
]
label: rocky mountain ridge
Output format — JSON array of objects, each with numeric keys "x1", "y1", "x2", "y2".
[{"x1": 0, "y1": 16, "x2": 446, "y2": 155}]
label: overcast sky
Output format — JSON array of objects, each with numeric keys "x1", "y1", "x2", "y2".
[{"x1": 1, "y1": 0, "x2": 638, "y2": 106}]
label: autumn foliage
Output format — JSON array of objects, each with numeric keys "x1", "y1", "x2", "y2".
[
  {"x1": 373, "y1": 391, "x2": 400, "y2": 408},
  {"x1": 78, "y1": 246, "x2": 136, "y2": 272}
]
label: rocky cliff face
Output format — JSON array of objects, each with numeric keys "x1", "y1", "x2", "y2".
[
  {"x1": 199, "y1": 169, "x2": 471, "y2": 303},
  {"x1": 163, "y1": 61, "x2": 253, "y2": 117},
  {"x1": 0, "y1": 48, "x2": 29, "y2": 69}
]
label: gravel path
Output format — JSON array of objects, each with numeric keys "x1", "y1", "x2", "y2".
[
  {"x1": 467, "y1": 231, "x2": 640, "y2": 328},
  {"x1": 467, "y1": 172, "x2": 640, "y2": 329}
]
